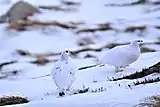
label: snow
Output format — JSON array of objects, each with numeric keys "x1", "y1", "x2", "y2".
[{"x1": 0, "y1": 0, "x2": 160, "y2": 107}]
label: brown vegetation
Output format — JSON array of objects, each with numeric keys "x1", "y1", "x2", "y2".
[
  {"x1": 124, "y1": 25, "x2": 146, "y2": 32},
  {"x1": 7, "y1": 20, "x2": 77, "y2": 30},
  {"x1": 39, "y1": 5, "x2": 76, "y2": 12},
  {"x1": 76, "y1": 25, "x2": 113, "y2": 34},
  {"x1": 0, "y1": 96, "x2": 29, "y2": 106},
  {"x1": 105, "y1": 0, "x2": 160, "y2": 7},
  {"x1": 136, "y1": 95, "x2": 160, "y2": 107},
  {"x1": 60, "y1": 0, "x2": 81, "y2": 6},
  {"x1": 15, "y1": 41, "x2": 160, "y2": 60}
]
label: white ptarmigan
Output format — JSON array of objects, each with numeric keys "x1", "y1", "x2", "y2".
[
  {"x1": 51, "y1": 51, "x2": 77, "y2": 96},
  {"x1": 99, "y1": 40, "x2": 143, "y2": 72}
]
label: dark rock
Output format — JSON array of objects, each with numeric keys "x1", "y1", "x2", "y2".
[
  {"x1": 133, "y1": 77, "x2": 160, "y2": 86},
  {"x1": 112, "y1": 62, "x2": 160, "y2": 81}
]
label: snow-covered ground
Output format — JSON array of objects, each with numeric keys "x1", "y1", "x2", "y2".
[{"x1": 0, "y1": 0, "x2": 160, "y2": 107}]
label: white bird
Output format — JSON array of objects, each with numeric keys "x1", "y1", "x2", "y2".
[
  {"x1": 99, "y1": 40, "x2": 143, "y2": 72},
  {"x1": 51, "y1": 51, "x2": 77, "y2": 96}
]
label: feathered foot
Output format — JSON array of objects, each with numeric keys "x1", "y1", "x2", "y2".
[
  {"x1": 115, "y1": 66, "x2": 123, "y2": 72},
  {"x1": 119, "y1": 65, "x2": 129, "y2": 68}
]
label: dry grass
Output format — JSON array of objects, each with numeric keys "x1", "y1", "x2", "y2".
[
  {"x1": 16, "y1": 49, "x2": 60, "y2": 58},
  {"x1": 39, "y1": 5, "x2": 76, "y2": 12},
  {"x1": 136, "y1": 95, "x2": 160, "y2": 107},
  {"x1": 0, "y1": 96, "x2": 29, "y2": 106},
  {"x1": 30, "y1": 58, "x2": 51, "y2": 65},
  {"x1": 124, "y1": 25, "x2": 146, "y2": 32},
  {"x1": 60, "y1": 0, "x2": 81, "y2": 6},
  {"x1": 76, "y1": 25, "x2": 113, "y2": 34},
  {"x1": 152, "y1": 96, "x2": 160, "y2": 107},
  {"x1": 0, "y1": 61, "x2": 17, "y2": 70},
  {"x1": 16, "y1": 49, "x2": 31, "y2": 56},
  {"x1": 105, "y1": 0, "x2": 160, "y2": 7},
  {"x1": 133, "y1": 77, "x2": 160, "y2": 85},
  {"x1": 16, "y1": 41, "x2": 160, "y2": 59},
  {"x1": 140, "y1": 47, "x2": 156, "y2": 53},
  {"x1": 7, "y1": 20, "x2": 77, "y2": 30}
]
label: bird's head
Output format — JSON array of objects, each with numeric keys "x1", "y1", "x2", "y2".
[
  {"x1": 60, "y1": 50, "x2": 71, "y2": 60},
  {"x1": 65, "y1": 50, "x2": 72, "y2": 56},
  {"x1": 131, "y1": 40, "x2": 143, "y2": 46}
]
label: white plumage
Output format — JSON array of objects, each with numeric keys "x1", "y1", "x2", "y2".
[
  {"x1": 51, "y1": 51, "x2": 77, "y2": 96},
  {"x1": 99, "y1": 40, "x2": 143, "y2": 71}
]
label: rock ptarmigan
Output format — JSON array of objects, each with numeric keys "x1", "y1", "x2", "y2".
[
  {"x1": 51, "y1": 51, "x2": 77, "y2": 96},
  {"x1": 99, "y1": 40, "x2": 143, "y2": 72}
]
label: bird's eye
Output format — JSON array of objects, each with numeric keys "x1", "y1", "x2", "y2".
[{"x1": 65, "y1": 50, "x2": 69, "y2": 53}]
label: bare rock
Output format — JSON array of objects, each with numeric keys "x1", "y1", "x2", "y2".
[{"x1": 0, "y1": 1, "x2": 40, "y2": 24}]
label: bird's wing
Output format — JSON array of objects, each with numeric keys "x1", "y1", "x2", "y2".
[
  {"x1": 110, "y1": 45, "x2": 139, "y2": 65},
  {"x1": 51, "y1": 59, "x2": 77, "y2": 91},
  {"x1": 51, "y1": 61, "x2": 62, "y2": 77},
  {"x1": 66, "y1": 60, "x2": 77, "y2": 75},
  {"x1": 100, "y1": 45, "x2": 132, "y2": 65}
]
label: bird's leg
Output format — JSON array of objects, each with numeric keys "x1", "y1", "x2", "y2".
[
  {"x1": 115, "y1": 66, "x2": 123, "y2": 72},
  {"x1": 66, "y1": 80, "x2": 75, "y2": 91},
  {"x1": 66, "y1": 85, "x2": 73, "y2": 92}
]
